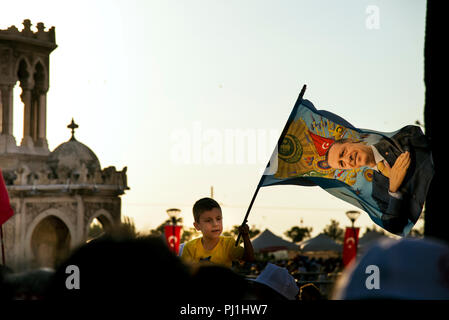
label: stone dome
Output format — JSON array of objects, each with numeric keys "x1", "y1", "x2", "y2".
[{"x1": 47, "y1": 137, "x2": 101, "y2": 175}]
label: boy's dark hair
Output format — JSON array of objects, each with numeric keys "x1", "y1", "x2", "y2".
[{"x1": 193, "y1": 198, "x2": 221, "y2": 222}]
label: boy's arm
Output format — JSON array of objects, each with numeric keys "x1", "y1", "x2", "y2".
[{"x1": 238, "y1": 224, "x2": 255, "y2": 262}]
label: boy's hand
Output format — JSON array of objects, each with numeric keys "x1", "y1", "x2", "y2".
[
  {"x1": 238, "y1": 224, "x2": 255, "y2": 262},
  {"x1": 238, "y1": 224, "x2": 250, "y2": 235}
]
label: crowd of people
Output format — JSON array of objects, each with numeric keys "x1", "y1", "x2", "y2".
[
  {"x1": 0, "y1": 234, "x2": 327, "y2": 302},
  {"x1": 1, "y1": 196, "x2": 449, "y2": 303},
  {"x1": 234, "y1": 255, "x2": 342, "y2": 298},
  {"x1": 238, "y1": 255, "x2": 342, "y2": 276},
  {"x1": 2, "y1": 232, "x2": 449, "y2": 302}
]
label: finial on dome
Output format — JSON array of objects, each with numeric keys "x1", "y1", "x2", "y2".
[{"x1": 67, "y1": 118, "x2": 79, "y2": 141}]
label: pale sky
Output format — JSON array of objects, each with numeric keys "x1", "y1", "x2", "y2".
[{"x1": 1, "y1": 0, "x2": 426, "y2": 239}]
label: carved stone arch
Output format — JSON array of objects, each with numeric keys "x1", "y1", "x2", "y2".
[
  {"x1": 15, "y1": 56, "x2": 33, "y2": 87},
  {"x1": 85, "y1": 209, "x2": 115, "y2": 238},
  {"x1": 32, "y1": 56, "x2": 47, "y2": 71},
  {"x1": 32, "y1": 58, "x2": 48, "y2": 92},
  {"x1": 25, "y1": 208, "x2": 76, "y2": 268}
]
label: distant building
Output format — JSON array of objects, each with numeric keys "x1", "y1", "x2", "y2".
[{"x1": 0, "y1": 20, "x2": 129, "y2": 271}]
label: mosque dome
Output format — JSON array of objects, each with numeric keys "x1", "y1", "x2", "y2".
[{"x1": 47, "y1": 119, "x2": 101, "y2": 176}]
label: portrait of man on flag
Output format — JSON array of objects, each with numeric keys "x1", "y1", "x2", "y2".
[{"x1": 261, "y1": 93, "x2": 434, "y2": 236}]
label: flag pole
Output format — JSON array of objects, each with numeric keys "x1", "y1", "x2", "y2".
[
  {"x1": 235, "y1": 84, "x2": 307, "y2": 246},
  {"x1": 1, "y1": 225, "x2": 5, "y2": 265}
]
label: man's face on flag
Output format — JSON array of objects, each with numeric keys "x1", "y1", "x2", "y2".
[{"x1": 327, "y1": 140, "x2": 375, "y2": 170}]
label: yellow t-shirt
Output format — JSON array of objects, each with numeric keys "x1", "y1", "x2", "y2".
[{"x1": 181, "y1": 236, "x2": 244, "y2": 268}]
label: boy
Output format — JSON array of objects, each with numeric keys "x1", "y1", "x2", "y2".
[{"x1": 181, "y1": 197, "x2": 254, "y2": 268}]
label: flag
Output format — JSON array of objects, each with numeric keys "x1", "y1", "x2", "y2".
[
  {"x1": 261, "y1": 93, "x2": 434, "y2": 236},
  {"x1": 342, "y1": 227, "x2": 359, "y2": 267},
  {"x1": 0, "y1": 170, "x2": 14, "y2": 226},
  {"x1": 164, "y1": 225, "x2": 182, "y2": 254}
]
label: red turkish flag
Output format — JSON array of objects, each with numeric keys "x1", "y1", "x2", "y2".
[
  {"x1": 0, "y1": 170, "x2": 14, "y2": 226},
  {"x1": 164, "y1": 225, "x2": 182, "y2": 254},
  {"x1": 342, "y1": 227, "x2": 360, "y2": 267},
  {"x1": 308, "y1": 131, "x2": 335, "y2": 156}
]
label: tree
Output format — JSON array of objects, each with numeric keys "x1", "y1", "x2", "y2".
[
  {"x1": 119, "y1": 216, "x2": 138, "y2": 238},
  {"x1": 363, "y1": 224, "x2": 386, "y2": 236},
  {"x1": 87, "y1": 219, "x2": 104, "y2": 239},
  {"x1": 148, "y1": 217, "x2": 183, "y2": 237},
  {"x1": 223, "y1": 225, "x2": 260, "y2": 239},
  {"x1": 180, "y1": 227, "x2": 200, "y2": 243},
  {"x1": 284, "y1": 226, "x2": 313, "y2": 243},
  {"x1": 109, "y1": 216, "x2": 139, "y2": 239},
  {"x1": 147, "y1": 217, "x2": 199, "y2": 243},
  {"x1": 322, "y1": 219, "x2": 344, "y2": 244},
  {"x1": 87, "y1": 216, "x2": 139, "y2": 241}
]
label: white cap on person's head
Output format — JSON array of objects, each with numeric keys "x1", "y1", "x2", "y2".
[
  {"x1": 332, "y1": 237, "x2": 449, "y2": 300},
  {"x1": 252, "y1": 263, "x2": 299, "y2": 300}
]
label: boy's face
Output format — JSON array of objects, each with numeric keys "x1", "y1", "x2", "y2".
[{"x1": 193, "y1": 207, "x2": 223, "y2": 240}]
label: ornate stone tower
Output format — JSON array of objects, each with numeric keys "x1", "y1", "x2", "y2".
[
  {"x1": 0, "y1": 19, "x2": 55, "y2": 154},
  {"x1": 0, "y1": 20, "x2": 129, "y2": 271}
]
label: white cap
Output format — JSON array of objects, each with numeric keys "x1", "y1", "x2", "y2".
[
  {"x1": 333, "y1": 237, "x2": 449, "y2": 300},
  {"x1": 252, "y1": 263, "x2": 299, "y2": 300}
]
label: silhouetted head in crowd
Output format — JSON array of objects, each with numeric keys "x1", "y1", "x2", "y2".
[
  {"x1": 46, "y1": 235, "x2": 191, "y2": 302},
  {"x1": 332, "y1": 237, "x2": 449, "y2": 300},
  {"x1": 299, "y1": 283, "x2": 322, "y2": 301},
  {"x1": 245, "y1": 279, "x2": 289, "y2": 300},
  {"x1": 189, "y1": 264, "x2": 250, "y2": 301},
  {"x1": 0, "y1": 265, "x2": 14, "y2": 300},
  {"x1": 3, "y1": 268, "x2": 54, "y2": 300}
]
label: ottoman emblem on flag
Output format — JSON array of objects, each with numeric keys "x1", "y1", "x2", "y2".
[
  {"x1": 279, "y1": 134, "x2": 303, "y2": 163},
  {"x1": 275, "y1": 118, "x2": 339, "y2": 179}
]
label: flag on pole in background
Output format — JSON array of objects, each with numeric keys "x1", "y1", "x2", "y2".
[
  {"x1": 0, "y1": 170, "x2": 13, "y2": 226},
  {"x1": 260, "y1": 95, "x2": 434, "y2": 236},
  {"x1": 164, "y1": 225, "x2": 182, "y2": 255},
  {"x1": 342, "y1": 227, "x2": 360, "y2": 267}
]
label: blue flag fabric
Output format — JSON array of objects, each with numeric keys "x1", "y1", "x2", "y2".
[{"x1": 261, "y1": 98, "x2": 434, "y2": 236}]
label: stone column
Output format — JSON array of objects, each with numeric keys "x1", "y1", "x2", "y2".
[
  {"x1": 31, "y1": 97, "x2": 38, "y2": 142},
  {"x1": 0, "y1": 84, "x2": 18, "y2": 152},
  {"x1": 18, "y1": 197, "x2": 27, "y2": 272},
  {"x1": 75, "y1": 195, "x2": 85, "y2": 246},
  {"x1": 34, "y1": 91, "x2": 49, "y2": 151},
  {"x1": 20, "y1": 87, "x2": 35, "y2": 149},
  {"x1": 0, "y1": 84, "x2": 13, "y2": 135},
  {"x1": 13, "y1": 198, "x2": 24, "y2": 271}
]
